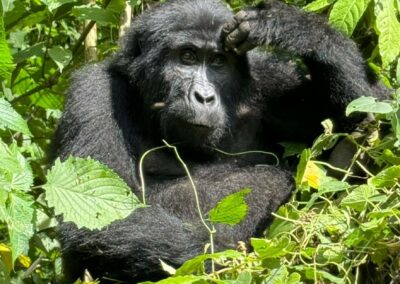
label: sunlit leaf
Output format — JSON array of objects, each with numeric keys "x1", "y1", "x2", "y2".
[
  {"x1": 0, "y1": 98, "x2": 32, "y2": 135},
  {"x1": 208, "y1": 188, "x2": 251, "y2": 225},
  {"x1": 329, "y1": 0, "x2": 371, "y2": 35},
  {"x1": 375, "y1": 0, "x2": 400, "y2": 67},
  {"x1": 44, "y1": 157, "x2": 145, "y2": 229},
  {"x1": 346, "y1": 96, "x2": 393, "y2": 116},
  {"x1": 48, "y1": 46, "x2": 72, "y2": 72},
  {"x1": 0, "y1": 13, "x2": 14, "y2": 79}
]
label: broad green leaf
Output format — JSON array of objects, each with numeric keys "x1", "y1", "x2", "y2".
[
  {"x1": 30, "y1": 91, "x2": 65, "y2": 110},
  {"x1": 41, "y1": 0, "x2": 77, "y2": 12},
  {"x1": 318, "y1": 177, "x2": 350, "y2": 194},
  {"x1": 208, "y1": 188, "x2": 251, "y2": 225},
  {"x1": 6, "y1": 192, "x2": 34, "y2": 263},
  {"x1": 12, "y1": 10, "x2": 48, "y2": 30},
  {"x1": 232, "y1": 271, "x2": 252, "y2": 284},
  {"x1": 13, "y1": 42, "x2": 45, "y2": 64},
  {"x1": 375, "y1": 0, "x2": 400, "y2": 67},
  {"x1": 263, "y1": 267, "x2": 301, "y2": 284},
  {"x1": 107, "y1": 0, "x2": 126, "y2": 13},
  {"x1": 0, "y1": 13, "x2": 14, "y2": 80},
  {"x1": 48, "y1": 46, "x2": 72, "y2": 72},
  {"x1": 0, "y1": 98, "x2": 31, "y2": 135},
  {"x1": 72, "y1": 5, "x2": 119, "y2": 25},
  {"x1": 175, "y1": 250, "x2": 241, "y2": 276},
  {"x1": 346, "y1": 96, "x2": 393, "y2": 116},
  {"x1": 130, "y1": 0, "x2": 142, "y2": 7},
  {"x1": 43, "y1": 157, "x2": 144, "y2": 229},
  {"x1": 0, "y1": 142, "x2": 33, "y2": 192},
  {"x1": 341, "y1": 184, "x2": 380, "y2": 211},
  {"x1": 145, "y1": 276, "x2": 209, "y2": 284},
  {"x1": 368, "y1": 165, "x2": 400, "y2": 188},
  {"x1": 329, "y1": 0, "x2": 371, "y2": 35},
  {"x1": 251, "y1": 237, "x2": 293, "y2": 259},
  {"x1": 293, "y1": 265, "x2": 345, "y2": 283},
  {"x1": 279, "y1": 142, "x2": 307, "y2": 158},
  {"x1": 304, "y1": 0, "x2": 336, "y2": 12}
]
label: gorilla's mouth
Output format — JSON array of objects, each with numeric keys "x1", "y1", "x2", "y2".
[{"x1": 164, "y1": 118, "x2": 215, "y2": 147}]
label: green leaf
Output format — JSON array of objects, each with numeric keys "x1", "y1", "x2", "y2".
[
  {"x1": 251, "y1": 237, "x2": 293, "y2": 259},
  {"x1": 130, "y1": 0, "x2": 142, "y2": 7},
  {"x1": 0, "y1": 98, "x2": 31, "y2": 135},
  {"x1": 1, "y1": 0, "x2": 15, "y2": 14},
  {"x1": 0, "y1": 259, "x2": 10, "y2": 283},
  {"x1": 43, "y1": 157, "x2": 145, "y2": 230},
  {"x1": 146, "y1": 276, "x2": 208, "y2": 284},
  {"x1": 13, "y1": 42, "x2": 45, "y2": 64},
  {"x1": 72, "y1": 5, "x2": 119, "y2": 25},
  {"x1": 0, "y1": 13, "x2": 14, "y2": 80},
  {"x1": 375, "y1": 0, "x2": 400, "y2": 67},
  {"x1": 368, "y1": 165, "x2": 400, "y2": 188},
  {"x1": 48, "y1": 46, "x2": 72, "y2": 72},
  {"x1": 0, "y1": 142, "x2": 33, "y2": 192},
  {"x1": 6, "y1": 192, "x2": 34, "y2": 263},
  {"x1": 328, "y1": 0, "x2": 371, "y2": 35},
  {"x1": 30, "y1": 91, "x2": 65, "y2": 110},
  {"x1": 341, "y1": 184, "x2": 380, "y2": 211},
  {"x1": 304, "y1": 0, "x2": 336, "y2": 12},
  {"x1": 175, "y1": 250, "x2": 241, "y2": 276},
  {"x1": 346, "y1": 96, "x2": 393, "y2": 116},
  {"x1": 263, "y1": 266, "x2": 301, "y2": 284},
  {"x1": 12, "y1": 10, "x2": 48, "y2": 30},
  {"x1": 295, "y1": 149, "x2": 311, "y2": 188},
  {"x1": 41, "y1": 0, "x2": 77, "y2": 12},
  {"x1": 208, "y1": 188, "x2": 251, "y2": 225}
]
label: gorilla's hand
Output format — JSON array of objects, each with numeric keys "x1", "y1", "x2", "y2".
[
  {"x1": 222, "y1": 9, "x2": 259, "y2": 55},
  {"x1": 222, "y1": 0, "x2": 284, "y2": 55}
]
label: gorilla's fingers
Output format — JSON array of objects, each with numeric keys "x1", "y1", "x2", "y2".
[
  {"x1": 224, "y1": 22, "x2": 250, "y2": 50},
  {"x1": 235, "y1": 41, "x2": 256, "y2": 55},
  {"x1": 222, "y1": 19, "x2": 238, "y2": 38}
]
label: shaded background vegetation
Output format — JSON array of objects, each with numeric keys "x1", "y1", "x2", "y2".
[{"x1": 0, "y1": 0, "x2": 399, "y2": 283}]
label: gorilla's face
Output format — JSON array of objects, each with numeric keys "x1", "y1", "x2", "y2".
[
  {"x1": 153, "y1": 36, "x2": 247, "y2": 148},
  {"x1": 159, "y1": 42, "x2": 234, "y2": 147}
]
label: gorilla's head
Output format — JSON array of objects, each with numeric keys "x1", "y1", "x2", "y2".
[{"x1": 117, "y1": 0, "x2": 250, "y2": 148}]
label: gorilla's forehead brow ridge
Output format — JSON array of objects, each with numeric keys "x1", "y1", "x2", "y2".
[{"x1": 168, "y1": 30, "x2": 222, "y2": 51}]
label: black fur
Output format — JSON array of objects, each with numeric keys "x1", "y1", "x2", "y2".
[{"x1": 54, "y1": 0, "x2": 385, "y2": 282}]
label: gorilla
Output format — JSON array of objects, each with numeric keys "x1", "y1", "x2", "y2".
[{"x1": 54, "y1": 0, "x2": 386, "y2": 282}]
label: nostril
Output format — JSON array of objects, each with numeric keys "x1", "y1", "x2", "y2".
[
  {"x1": 194, "y1": 91, "x2": 205, "y2": 104},
  {"x1": 205, "y1": 96, "x2": 215, "y2": 105},
  {"x1": 193, "y1": 91, "x2": 216, "y2": 106}
]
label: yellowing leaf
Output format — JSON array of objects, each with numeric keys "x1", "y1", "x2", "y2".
[
  {"x1": 0, "y1": 244, "x2": 12, "y2": 273},
  {"x1": 18, "y1": 255, "x2": 31, "y2": 268},
  {"x1": 302, "y1": 161, "x2": 325, "y2": 189}
]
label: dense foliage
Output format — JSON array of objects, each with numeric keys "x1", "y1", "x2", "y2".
[{"x1": 0, "y1": 0, "x2": 399, "y2": 283}]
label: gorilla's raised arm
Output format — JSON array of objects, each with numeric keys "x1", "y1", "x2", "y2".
[{"x1": 223, "y1": 0, "x2": 386, "y2": 108}]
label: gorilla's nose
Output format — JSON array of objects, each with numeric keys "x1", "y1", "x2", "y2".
[{"x1": 190, "y1": 90, "x2": 218, "y2": 108}]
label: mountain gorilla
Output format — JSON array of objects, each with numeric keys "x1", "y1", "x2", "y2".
[{"x1": 54, "y1": 0, "x2": 385, "y2": 282}]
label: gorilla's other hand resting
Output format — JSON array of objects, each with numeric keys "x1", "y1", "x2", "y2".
[{"x1": 54, "y1": 0, "x2": 385, "y2": 281}]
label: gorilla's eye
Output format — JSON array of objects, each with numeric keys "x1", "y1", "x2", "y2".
[
  {"x1": 180, "y1": 49, "x2": 197, "y2": 65},
  {"x1": 210, "y1": 54, "x2": 226, "y2": 66}
]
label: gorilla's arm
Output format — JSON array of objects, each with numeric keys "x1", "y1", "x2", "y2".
[
  {"x1": 59, "y1": 164, "x2": 293, "y2": 282},
  {"x1": 223, "y1": 0, "x2": 386, "y2": 108}
]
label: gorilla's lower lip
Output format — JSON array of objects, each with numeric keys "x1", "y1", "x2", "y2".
[{"x1": 189, "y1": 123, "x2": 211, "y2": 129}]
